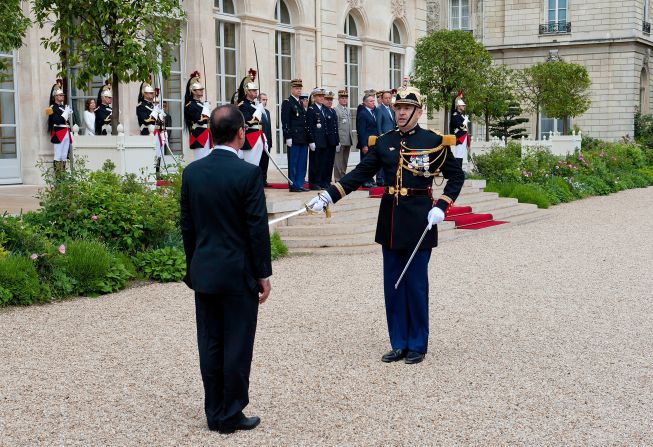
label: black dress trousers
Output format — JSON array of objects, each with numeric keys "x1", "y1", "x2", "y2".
[{"x1": 195, "y1": 291, "x2": 259, "y2": 430}]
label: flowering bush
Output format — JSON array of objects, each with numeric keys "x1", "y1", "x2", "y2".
[{"x1": 472, "y1": 138, "x2": 653, "y2": 208}]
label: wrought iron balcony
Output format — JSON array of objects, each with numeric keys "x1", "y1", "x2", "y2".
[
  {"x1": 643, "y1": 21, "x2": 651, "y2": 35},
  {"x1": 539, "y1": 21, "x2": 572, "y2": 35}
]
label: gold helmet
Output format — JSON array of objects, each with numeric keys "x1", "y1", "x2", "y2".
[
  {"x1": 51, "y1": 79, "x2": 64, "y2": 97},
  {"x1": 394, "y1": 85, "x2": 422, "y2": 108},
  {"x1": 100, "y1": 81, "x2": 112, "y2": 98},
  {"x1": 454, "y1": 91, "x2": 466, "y2": 107},
  {"x1": 141, "y1": 82, "x2": 155, "y2": 94},
  {"x1": 189, "y1": 71, "x2": 204, "y2": 91}
]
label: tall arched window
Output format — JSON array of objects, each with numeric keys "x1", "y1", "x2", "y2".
[
  {"x1": 215, "y1": 0, "x2": 238, "y2": 104},
  {"x1": 450, "y1": 0, "x2": 470, "y2": 30},
  {"x1": 389, "y1": 22, "x2": 404, "y2": 89},
  {"x1": 0, "y1": 52, "x2": 19, "y2": 182},
  {"x1": 344, "y1": 13, "x2": 361, "y2": 149},
  {"x1": 161, "y1": 43, "x2": 184, "y2": 153},
  {"x1": 275, "y1": 0, "x2": 294, "y2": 154}
]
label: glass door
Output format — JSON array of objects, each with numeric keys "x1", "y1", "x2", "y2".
[{"x1": 0, "y1": 52, "x2": 20, "y2": 183}]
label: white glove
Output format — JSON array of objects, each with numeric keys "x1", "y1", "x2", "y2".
[
  {"x1": 427, "y1": 207, "x2": 445, "y2": 230},
  {"x1": 149, "y1": 108, "x2": 159, "y2": 119},
  {"x1": 306, "y1": 191, "x2": 333, "y2": 213},
  {"x1": 253, "y1": 102, "x2": 265, "y2": 121},
  {"x1": 201, "y1": 104, "x2": 211, "y2": 117},
  {"x1": 156, "y1": 105, "x2": 166, "y2": 120},
  {"x1": 309, "y1": 142, "x2": 316, "y2": 151},
  {"x1": 286, "y1": 138, "x2": 293, "y2": 147},
  {"x1": 61, "y1": 109, "x2": 70, "y2": 121},
  {"x1": 463, "y1": 115, "x2": 470, "y2": 127},
  {"x1": 336, "y1": 144, "x2": 341, "y2": 153}
]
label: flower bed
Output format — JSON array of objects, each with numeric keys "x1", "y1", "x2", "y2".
[{"x1": 471, "y1": 137, "x2": 653, "y2": 208}]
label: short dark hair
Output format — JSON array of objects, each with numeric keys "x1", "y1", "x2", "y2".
[{"x1": 210, "y1": 104, "x2": 245, "y2": 146}]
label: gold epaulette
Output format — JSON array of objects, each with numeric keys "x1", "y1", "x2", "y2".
[
  {"x1": 45, "y1": 106, "x2": 53, "y2": 116},
  {"x1": 237, "y1": 101, "x2": 244, "y2": 107},
  {"x1": 441, "y1": 135, "x2": 456, "y2": 146},
  {"x1": 185, "y1": 101, "x2": 191, "y2": 107},
  {"x1": 368, "y1": 135, "x2": 377, "y2": 147}
]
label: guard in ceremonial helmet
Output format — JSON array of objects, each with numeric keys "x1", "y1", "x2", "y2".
[
  {"x1": 137, "y1": 80, "x2": 167, "y2": 178},
  {"x1": 46, "y1": 79, "x2": 73, "y2": 176},
  {"x1": 95, "y1": 81, "x2": 113, "y2": 135},
  {"x1": 184, "y1": 71, "x2": 212, "y2": 160},
  {"x1": 232, "y1": 69, "x2": 267, "y2": 166},
  {"x1": 307, "y1": 85, "x2": 465, "y2": 365},
  {"x1": 449, "y1": 91, "x2": 469, "y2": 168}
]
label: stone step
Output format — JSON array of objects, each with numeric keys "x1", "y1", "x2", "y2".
[
  {"x1": 282, "y1": 231, "x2": 378, "y2": 249},
  {"x1": 278, "y1": 218, "x2": 456, "y2": 238}
]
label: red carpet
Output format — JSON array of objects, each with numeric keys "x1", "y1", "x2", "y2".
[{"x1": 445, "y1": 207, "x2": 508, "y2": 230}]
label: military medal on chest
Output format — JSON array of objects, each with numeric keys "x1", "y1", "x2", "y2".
[{"x1": 390, "y1": 139, "x2": 448, "y2": 203}]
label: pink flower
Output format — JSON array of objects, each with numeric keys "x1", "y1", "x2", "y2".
[
  {"x1": 30, "y1": 253, "x2": 38, "y2": 261},
  {"x1": 91, "y1": 215, "x2": 98, "y2": 221},
  {"x1": 58, "y1": 244, "x2": 66, "y2": 254}
]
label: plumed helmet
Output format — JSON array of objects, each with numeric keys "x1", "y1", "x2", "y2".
[{"x1": 454, "y1": 91, "x2": 466, "y2": 107}]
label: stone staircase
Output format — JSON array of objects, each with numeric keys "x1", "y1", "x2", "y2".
[{"x1": 266, "y1": 180, "x2": 548, "y2": 255}]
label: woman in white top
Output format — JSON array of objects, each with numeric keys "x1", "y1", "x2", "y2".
[{"x1": 83, "y1": 98, "x2": 96, "y2": 135}]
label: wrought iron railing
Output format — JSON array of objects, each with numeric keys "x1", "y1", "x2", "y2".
[
  {"x1": 643, "y1": 21, "x2": 651, "y2": 34},
  {"x1": 539, "y1": 21, "x2": 572, "y2": 34}
]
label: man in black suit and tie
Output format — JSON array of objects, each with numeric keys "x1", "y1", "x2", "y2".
[
  {"x1": 258, "y1": 93, "x2": 273, "y2": 185},
  {"x1": 180, "y1": 104, "x2": 272, "y2": 434},
  {"x1": 356, "y1": 92, "x2": 379, "y2": 188}
]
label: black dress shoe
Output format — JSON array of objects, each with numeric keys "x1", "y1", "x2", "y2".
[
  {"x1": 405, "y1": 351, "x2": 425, "y2": 364},
  {"x1": 381, "y1": 349, "x2": 406, "y2": 363},
  {"x1": 218, "y1": 415, "x2": 261, "y2": 434},
  {"x1": 289, "y1": 187, "x2": 303, "y2": 192},
  {"x1": 309, "y1": 185, "x2": 321, "y2": 191},
  {"x1": 362, "y1": 182, "x2": 375, "y2": 188}
]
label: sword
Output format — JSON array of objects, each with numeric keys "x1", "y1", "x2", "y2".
[
  {"x1": 268, "y1": 202, "x2": 332, "y2": 226},
  {"x1": 394, "y1": 223, "x2": 430, "y2": 289}
]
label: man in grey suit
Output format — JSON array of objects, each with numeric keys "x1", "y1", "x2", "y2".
[{"x1": 333, "y1": 89, "x2": 353, "y2": 182}]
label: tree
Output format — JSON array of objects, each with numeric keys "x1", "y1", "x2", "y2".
[
  {"x1": 516, "y1": 64, "x2": 549, "y2": 140},
  {"x1": 33, "y1": 0, "x2": 185, "y2": 135},
  {"x1": 0, "y1": 0, "x2": 31, "y2": 73},
  {"x1": 518, "y1": 60, "x2": 592, "y2": 139},
  {"x1": 412, "y1": 30, "x2": 491, "y2": 130},
  {"x1": 540, "y1": 61, "x2": 591, "y2": 134},
  {"x1": 490, "y1": 101, "x2": 529, "y2": 140},
  {"x1": 475, "y1": 64, "x2": 514, "y2": 141}
]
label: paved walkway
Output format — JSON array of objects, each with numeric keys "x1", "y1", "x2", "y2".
[
  {"x1": 1, "y1": 188, "x2": 651, "y2": 446},
  {"x1": 0, "y1": 185, "x2": 41, "y2": 215}
]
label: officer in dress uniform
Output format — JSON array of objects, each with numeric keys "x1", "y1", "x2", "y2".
[
  {"x1": 46, "y1": 79, "x2": 73, "y2": 176},
  {"x1": 232, "y1": 69, "x2": 268, "y2": 167},
  {"x1": 281, "y1": 79, "x2": 309, "y2": 192},
  {"x1": 449, "y1": 92, "x2": 469, "y2": 169},
  {"x1": 333, "y1": 89, "x2": 352, "y2": 182},
  {"x1": 184, "y1": 71, "x2": 212, "y2": 160},
  {"x1": 322, "y1": 90, "x2": 339, "y2": 188},
  {"x1": 95, "y1": 81, "x2": 113, "y2": 135},
  {"x1": 307, "y1": 85, "x2": 465, "y2": 364},
  {"x1": 136, "y1": 80, "x2": 167, "y2": 178},
  {"x1": 306, "y1": 88, "x2": 329, "y2": 190}
]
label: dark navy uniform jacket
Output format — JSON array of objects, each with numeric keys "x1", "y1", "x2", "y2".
[
  {"x1": 324, "y1": 106, "x2": 339, "y2": 147},
  {"x1": 47, "y1": 104, "x2": 70, "y2": 144},
  {"x1": 280, "y1": 95, "x2": 308, "y2": 145},
  {"x1": 306, "y1": 104, "x2": 328, "y2": 148},
  {"x1": 136, "y1": 100, "x2": 157, "y2": 135},
  {"x1": 450, "y1": 111, "x2": 468, "y2": 144},
  {"x1": 326, "y1": 125, "x2": 465, "y2": 251},
  {"x1": 185, "y1": 99, "x2": 209, "y2": 149},
  {"x1": 95, "y1": 103, "x2": 112, "y2": 135}
]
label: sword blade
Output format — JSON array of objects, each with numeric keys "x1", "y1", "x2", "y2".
[
  {"x1": 268, "y1": 207, "x2": 307, "y2": 226},
  {"x1": 394, "y1": 223, "x2": 430, "y2": 290},
  {"x1": 262, "y1": 144, "x2": 293, "y2": 185}
]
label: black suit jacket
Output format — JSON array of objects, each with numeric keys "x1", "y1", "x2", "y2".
[
  {"x1": 180, "y1": 149, "x2": 272, "y2": 295},
  {"x1": 356, "y1": 106, "x2": 378, "y2": 149},
  {"x1": 262, "y1": 108, "x2": 273, "y2": 147}
]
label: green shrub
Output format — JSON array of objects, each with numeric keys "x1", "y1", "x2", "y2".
[
  {"x1": 471, "y1": 142, "x2": 522, "y2": 183},
  {"x1": 574, "y1": 175, "x2": 614, "y2": 196},
  {"x1": 0, "y1": 286, "x2": 12, "y2": 305},
  {"x1": 0, "y1": 256, "x2": 46, "y2": 305},
  {"x1": 35, "y1": 158, "x2": 180, "y2": 255},
  {"x1": 520, "y1": 147, "x2": 559, "y2": 182},
  {"x1": 485, "y1": 182, "x2": 551, "y2": 209},
  {"x1": 0, "y1": 215, "x2": 52, "y2": 256},
  {"x1": 134, "y1": 246, "x2": 186, "y2": 282},
  {"x1": 52, "y1": 240, "x2": 130, "y2": 296},
  {"x1": 542, "y1": 176, "x2": 574, "y2": 204},
  {"x1": 271, "y1": 232, "x2": 288, "y2": 260}
]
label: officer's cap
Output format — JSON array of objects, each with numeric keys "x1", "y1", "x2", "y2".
[
  {"x1": 291, "y1": 78, "x2": 303, "y2": 88},
  {"x1": 337, "y1": 89, "x2": 348, "y2": 97},
  {"x1": 394, "y1": 85, "x2": 422, "y2": 108},
  {"x1": 324, "y1": 90, "x2": 335, "y2": 99}
]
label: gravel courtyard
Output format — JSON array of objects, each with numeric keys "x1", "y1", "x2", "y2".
[{"x1": 1, "y1": 187, "x2": 652, "y2": 446}]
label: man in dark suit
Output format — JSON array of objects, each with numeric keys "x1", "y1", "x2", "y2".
[
  {"x1": 355, "y1": 92, "x2": 379, "y2": 188},
  {"x1": 374, "y1": 90, "x2": 396, "y2": 186},
  {"x1": 180, "y1": 104, "x2": 272, "y2": 434},
  {"x1": 281, "y1": 78, "x2": 309, "y2": 192},
  {"x1": 258, "y1": 93, "x2": 273, "y2": 185}
]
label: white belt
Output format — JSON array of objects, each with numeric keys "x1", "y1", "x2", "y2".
[{"x1": 192, "y1": 123, "x2": 208, "y2": 130}]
